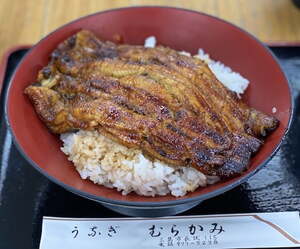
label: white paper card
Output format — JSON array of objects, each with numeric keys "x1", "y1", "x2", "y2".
[{"x1": 39, "y1": 212, "x2": 300, "y2": 249}]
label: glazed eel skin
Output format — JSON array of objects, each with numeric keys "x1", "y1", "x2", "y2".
[{"x1": 25, "y1": 30, "x2": 279, "y2": 178}]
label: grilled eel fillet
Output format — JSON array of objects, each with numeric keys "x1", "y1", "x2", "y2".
[{"x1": 24, "y1": 30, "x2": 279, "y2": 178}]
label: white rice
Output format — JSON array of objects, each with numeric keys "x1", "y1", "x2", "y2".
[
  {"x1": 61, "y1": 131, "x2": 219, "y2": 197},
  {"x1": 60, "y1": 37, "x2": 249, "y2": 197},
  {"x1": 144, "y1": 36, "x2": 156, "y2": 48},
  {"x1": 195, "y1": 49, "x2": 249, "y2": 95}
]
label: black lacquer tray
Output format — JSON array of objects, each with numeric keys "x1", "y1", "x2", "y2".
[{"x1": 0, "y1": 47, "x2": 300, "y2": 249}]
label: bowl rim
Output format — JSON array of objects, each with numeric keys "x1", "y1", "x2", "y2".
[{"x1": 5, "y1": 5, "x2": 294, "y2": 207}]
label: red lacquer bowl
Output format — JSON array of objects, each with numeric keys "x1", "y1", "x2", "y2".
[{"x1": 5, "y1": 7, "x2": 293, "y2": 216}]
